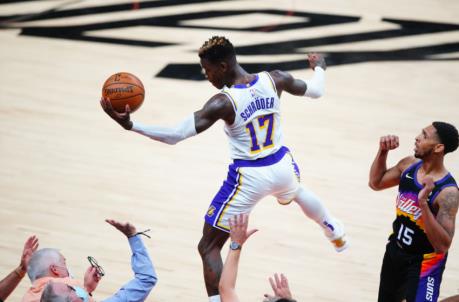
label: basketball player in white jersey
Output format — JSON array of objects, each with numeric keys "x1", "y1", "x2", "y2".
[{"x1": 101, "y1": 36, "x2": 347, "y2": 302}]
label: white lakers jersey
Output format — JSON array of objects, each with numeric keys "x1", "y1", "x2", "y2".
[{"x1": 221, "y1": 72, "x2": 283, "y2": 160}]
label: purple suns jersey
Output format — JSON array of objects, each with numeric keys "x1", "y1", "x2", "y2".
[
  {"x1": 393, "y1": 160, "x2": 458, "y2": 254},
  {"x1": 221, "y1": 72, "x2": 283, "y2": 160}
]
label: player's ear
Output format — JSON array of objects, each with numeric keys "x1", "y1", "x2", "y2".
[
  {"x1": 434, "y1": 143, "x2": 445, "y2": 154},
  {"x1": 220, "y1": 61, "x2": 228, "y2": 71}
]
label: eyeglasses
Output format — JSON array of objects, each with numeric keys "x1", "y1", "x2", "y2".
[{"x1": 87, "y1": 256, "x2": 105, "y2": 277}]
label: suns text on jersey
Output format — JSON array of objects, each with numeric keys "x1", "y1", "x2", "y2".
[{"x1": 396, "y1": 193, "x2": 422, "y2": 220}]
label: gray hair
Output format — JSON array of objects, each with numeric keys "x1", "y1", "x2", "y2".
[
  {"x1": 28, "y1": 248, "x2": 62, "y2": 282},
  {"x1": 40, "y1": 283, "x2": 71, "y2": 302}
]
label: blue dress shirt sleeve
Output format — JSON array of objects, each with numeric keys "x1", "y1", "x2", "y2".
[{"x1": 102, "y1": 235, "x2": 157, "y2": 302}]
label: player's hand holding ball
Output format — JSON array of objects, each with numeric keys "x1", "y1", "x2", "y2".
[
  {"x1": 100, "y1": 97, "x2": 133, "y2": 130},
  {"x1": 100, "y1": 72, "x2": 145, "y2": 130}
]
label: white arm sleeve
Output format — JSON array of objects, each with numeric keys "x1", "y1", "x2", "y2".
[
  {"x1": 304, "y1": 67, "x2": 325, "y2": 99},
  {"x1": 130, "y1": 114, "x2": 197, "y2": 145}
]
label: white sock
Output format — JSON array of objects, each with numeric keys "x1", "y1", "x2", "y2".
[
  {"x1": 209, "y1": 295, "x2": 221, "y2": 302},
  {"x1": 293, "y1": 186, "x2": 341, "y2": 237}
]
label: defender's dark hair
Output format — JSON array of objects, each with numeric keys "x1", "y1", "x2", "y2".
[
  {"x1": 198, "y1": 36, "x2": 235, "y2": 63},
  {"x1": 432, "y1": 121, "x2": 459, "y2": 154}
]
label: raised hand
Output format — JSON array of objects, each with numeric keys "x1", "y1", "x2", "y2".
[
  {"x1": 263, "y1": 273, "x2": 293, "y2": 302},
  {"x1": 100, "y1": 97, "x2": 133, "y2": 130},
  {"x1": 229, "y1": 214, "x2": 258, "y2": 246},
  {"x1": 379, "y1": 135, "x2": 399, "y2": 151},
  {"x1": 419, "y1": 176, "x2": 435, "y2": 206},
  {"x1": 106, "y1": 219, "x2": 137, "y2": 238},
  {"x1": 308, "y1": 52, "x2": 326, "y2": 70},
  {"x1": 20, "y1": 235, "x2": 39, "y2": 273}
]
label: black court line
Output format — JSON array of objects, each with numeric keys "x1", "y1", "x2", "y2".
[
  {"x1": 0, "y1": 0, "x2": 237, "y2": 23},
  {"x1": 156, "y1": 42, "x2": 459, "y2": 80},
  {"x1": 0, "y1": 0, "x2": 83, "y2": 24},
  {"x1": 0, "y1": 0, "x2": 42, "y2": 4}
]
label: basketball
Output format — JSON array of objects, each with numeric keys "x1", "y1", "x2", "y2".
[{"x1": 102, "y1": 72, "x2": 145, "y2": 113}]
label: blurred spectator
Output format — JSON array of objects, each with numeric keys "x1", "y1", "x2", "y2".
[
  {"x1": 22, "y1": 243, "x2": 99, "y2": 302},
  {"x1": 219, "y1": 214, "x2": 296, "y2": 302},
  {"x1": 263, "y1": 273, "x2": 296, "y2": 302},
  {"x1": 0, "y1": 236, "x2": 39, "y2": 301},
  {"x1": 40, "y1": 219, "x2": 157, "y2": 302}
]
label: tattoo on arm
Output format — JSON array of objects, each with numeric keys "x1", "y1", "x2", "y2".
[{"x1": 436, "y1": 190, "x2": 459, "y2": 238}]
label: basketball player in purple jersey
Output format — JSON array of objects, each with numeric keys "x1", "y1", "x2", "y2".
[
  {"x1": 369, "y1": 122, "x2": 459, "y2": 301},
  {"x1": 101, "y1": 36, "x2": 347, "y2": 301}
]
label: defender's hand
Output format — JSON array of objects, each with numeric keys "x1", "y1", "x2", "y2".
[
  {"x1": 100, "y1": 97, "x2": 133, "y2": 130},
  {"x1": 419, "y1": 176, "x2": 435, "y2": 207},
  {"x1": 379, "y1": 135, "x2": 399, "y2": 151},
  {"x1": 308, "y1": 53, "x2": 326, "y2": 70}
]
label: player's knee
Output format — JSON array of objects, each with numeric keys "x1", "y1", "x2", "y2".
[
  {"x1": 198, "y1": 236, "x2": 210, "y2": 257},
  {"x1": 198, "y1": 235, "x2": 224, "y2": 258}
]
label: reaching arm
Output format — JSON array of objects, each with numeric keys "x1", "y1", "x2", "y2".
[
  {"x1": 220, "y1": 249, "x2": 241, "y2": 302},
  {"x1": 131, "y1": 114, "x2": 196, "y2": 145},
  {"x1": 102, "y1": 236, "x2": 157, "y2": 302},
  {"x1": 368, "y1": 135, "x2": 415, "y2": 190},
  {"x1": 269, "y1": 53, "x2": 326, "y2": 98},
  {"x1": 0, "y1": 236, "x2": 38, "y2": 301},
  {"x1": 103, "y1": 220, "x2": 157, "y2": 302},
  {"x1": 419, "y1": 181, "x2": 459, "y2": 253},
  {"x1": 100, "y1": 94, "x2": 234, "y2": 144},
  {"x1": 219, "y1": 215, "x2": 258, "y2": 302},
  {"x1": 0, "y1": 269, "x2": 24, "y2": 301}
]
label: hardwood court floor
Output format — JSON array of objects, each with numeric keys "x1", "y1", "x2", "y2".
[{"x1": 1, "y1": 0, "x2": 458, "y2": 301}]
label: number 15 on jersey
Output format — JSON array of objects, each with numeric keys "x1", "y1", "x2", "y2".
[{"x1": 397, "y1": 223, "x2": 414, "y2": 245}]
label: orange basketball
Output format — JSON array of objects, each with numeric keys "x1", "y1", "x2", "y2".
[{"x1": 102, "y1": 72, "x2": 145, "y2": 113}]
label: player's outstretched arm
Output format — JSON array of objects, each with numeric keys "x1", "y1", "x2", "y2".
[
  {"x1": 419, "y1": 182, "x2": 459, "y2": 253},
  {"x1": 269, "y1": 53, "x2": 326, "y2": 98},
  {"x1": 101, "y1": 95, "x2": 233, "y2": 145},
  {"x1": 368, "y1": 135, "x2": 415, "y2": 190}
]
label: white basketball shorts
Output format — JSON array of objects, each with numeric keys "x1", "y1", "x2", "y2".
[{"x1": 204, "y1": 146, "x2": 300, "y2": 232}]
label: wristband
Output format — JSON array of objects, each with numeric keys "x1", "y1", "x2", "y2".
[{"x1": 14, "y1": 267, "x2": 26, "y2": 278}]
